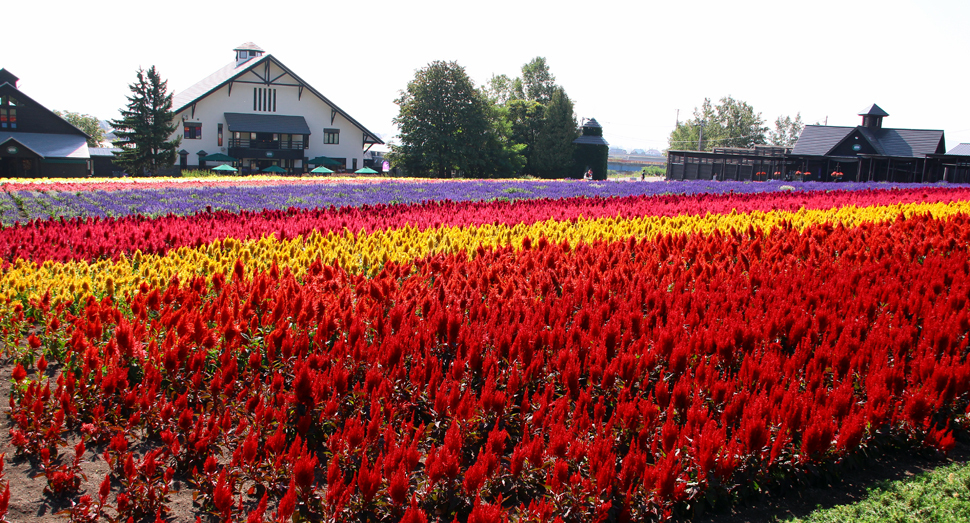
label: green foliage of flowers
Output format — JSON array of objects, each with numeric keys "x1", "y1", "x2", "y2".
[{"x1": 784, "y1": 460, "x2": 970, "y2": 523}]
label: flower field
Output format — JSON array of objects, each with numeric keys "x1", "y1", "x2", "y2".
[
  {"x1": 0, "y1": 178, "x2": 933, "y2": 225},
  {"x1": 1, "y1": 179, "x2": 969, "y2": 522}
]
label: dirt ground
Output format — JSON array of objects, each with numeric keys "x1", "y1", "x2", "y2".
[{"x1": 0, "y1": 356, "x2": 198, "y2": 523}]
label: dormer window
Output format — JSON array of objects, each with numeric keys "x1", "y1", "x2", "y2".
[{"x1": 0, "y1": 95, "x2": 17, "y2": 129}]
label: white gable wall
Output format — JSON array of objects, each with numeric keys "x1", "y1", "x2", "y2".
[{"x1": 172, "y1": 58, "x2": 367, "y2": 171}]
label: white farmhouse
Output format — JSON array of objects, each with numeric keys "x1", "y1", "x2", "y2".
[{"x1": 171, "y1": 43, "x2": 383, "y2": 174}]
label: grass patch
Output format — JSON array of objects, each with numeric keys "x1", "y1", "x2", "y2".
[{"x1": 783, "y1": 460, "x2": 970, "y2": 522}]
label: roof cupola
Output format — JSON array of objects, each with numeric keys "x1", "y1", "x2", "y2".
[
  {"x1": 859, "y1": 103, "x2": 889, "y2": 129},
  {"x1": 233, "y1": 42, "x2": 265, "y2": 67}
]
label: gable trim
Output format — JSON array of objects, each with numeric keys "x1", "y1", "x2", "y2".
[
  {"x1": 827, "y1": 127, "x2": 880, "y2": 156},
  {"x1": 0, "y1": 136, "x2": 44, "y2": 158},
  {"x1": 173, "y1": 54, "x2": 383, "y2": 145}
]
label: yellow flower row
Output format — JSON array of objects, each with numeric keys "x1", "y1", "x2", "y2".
[{"x1": 1, "y1": 199, "x2": 967, "y2": 308}]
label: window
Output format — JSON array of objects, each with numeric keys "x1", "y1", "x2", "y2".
[
  {"x1": 0, "y1": 95, "x2": 17, "y2": 129},
  {"x1": 217, "y1": 123, "x2": 223, "y2": 147},
  {"x1": 324, "y1": 128, "x2": 339, "y2": 145},
  {"x1": 352, "y1": 158, "x2": 358, "y2": 170},
  {"x1": 253, "y1": 88, "x2": 277, "y2": 112},
  {"x1": 184, "y1": 122, "x2": 202, "y2": 139}
]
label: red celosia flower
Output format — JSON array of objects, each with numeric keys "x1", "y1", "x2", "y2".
[
  {"x1": 11, "y1": 364, "x2": 26, "y2": 383},
  {"x1": 293, "y1": 452, "x2": 318, "y2": 496},
  {"x1": 0, "y1": 483, "x2": 10, "y2": 517},
  {"x1": 213, "y1": 471, "x2": 233, "y2": 515},
  {"x1": 388, "y1": 466, "x2": 409, "y2": 506},
  {"x1": 463, "y1": 454, "x2": 487, "y2": 495},
  {"x1": 277, "y1": 480, "x2": 296, "y2": 520},
  {"x1": 655, "y1": 455, "x2": 682, "y2": 500},
  {"x1": 400, "y1": 495, "x2": 427, "y2": 523},
  {"x1": 357, "y1": 455, "x2": 382, "y2": 504},
  {"x1": 99, "y1": 474, "x2": 111, "y2": 503},
  {"x1": 468, "y1": 495, "x2": 505, "y2": 523},
  {"x1": 246, "y1": 493, "x2": 268, "y2": 523},
  {"x1": 294, "y1": 363, "x2": 314, "y2": 407}
]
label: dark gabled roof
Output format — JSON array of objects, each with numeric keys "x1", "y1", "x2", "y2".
[
  {"x1": 172, "y1": 53, "x2": 383, "y2": 145},
  {"x1": 0, "y1": 132, "x2": 89, "y2": 159},
  {"x1": 582, "y1": 118, "x2": 603, "y2": 129},
  {"x1": 863, "y1": 127, "x2": 944, "y2": 157},
  {"x1": 0, "y1": 68, "x2": 18, "y2": 87},
  {"x1": 947, "y1": 143, "x2": 970, "y2": 155},
  {"x1": 858, "y1": 103, "x2": 889, "y2": 117},
  {"x1": 89, "y1": 147, "x2": 122, "y2": 157},
  {"x1": 0, "y1": 82, "x2": 90, "y2": 139},
  {"x1": 574, "y1": 135, "x2": 609, "y2": 145},
  {"x1": 790, "y1": 125, "x2": 854, "y2": 155},
  {"x1": 792, "y1": 124, "x2": 943, "y2": 158},
  {"x1": 224, "y1": 113, "x2": 311, "y2": 135}
]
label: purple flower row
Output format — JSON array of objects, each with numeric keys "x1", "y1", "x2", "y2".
[{"x1": 0, "y1": 179, "x2": 949, "y2": 226}]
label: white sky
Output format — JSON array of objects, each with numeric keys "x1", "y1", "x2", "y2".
[{"x1": 5, "y1": 0, "x2": 969, "y2": 152}]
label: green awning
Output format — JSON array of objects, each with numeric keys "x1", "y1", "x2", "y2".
[
  {"x1": 202, "y1": 153, "x2": 237, "y2": 162},
  {"x1": 310, "y1": 166, "x2": 334, "y2": 174},
  {"x1": 354, "y1": 167, "x2": 379, "y2": 174},
  {"x1": 224, "y1": 113, "x2": 311, "y2": 135},
  {"x1": 309, "y1": 156, "x2": 343, "y2": 167},
  {"x1": 212, "y1": 164, "x2": 238, "y2": 172},
  {"x1": 261, "y1": 165, "x2": 287, "y2": 173}
]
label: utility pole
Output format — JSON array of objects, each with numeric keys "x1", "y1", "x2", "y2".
[{"x1": 698, "y1": 119, "x2": 706, "y2": 151}]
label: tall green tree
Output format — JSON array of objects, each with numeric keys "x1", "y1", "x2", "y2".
[
  {"x1": 533, "y1": 87, "x2": 578, "y2": 179},
  {"x1": 54, "y1": 110, "x2": 105, "y2": 147},
  {"x1": 770, "y1": 112, "x2": 805, "y2": 147},
  {"x1": 505, "y1": 99, "x2": 544, "y2": 177},
  {"x1": 485, "y1": 74, "x2": 516, "y2": 105},
  {"x1": 518, "y1": 57, "x2": 557, "y2": 104},
  {"x1": 668, "y1": 96, "x2": 768, "y2": 151},
  {"x1": 109, "y1": 66, "x2": 179, "y2": 176},
  {"x1": 471, "y1": 103, "x2": 527, "y2": 178},
  {"x1": 392, "y1": 61, "x2": 522, "y2": 178}
]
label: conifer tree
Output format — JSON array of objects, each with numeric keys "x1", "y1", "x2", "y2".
[
  {"x1": 533, "y1": 87, "x2": 579, "y2": 179},
  {"x1": 110, "y1": 66, "x2": 179, "y2": 176}
]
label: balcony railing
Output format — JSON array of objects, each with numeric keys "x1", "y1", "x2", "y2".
[{"x1": 228, "y1": 138, "x2": 305, "y2": 150}]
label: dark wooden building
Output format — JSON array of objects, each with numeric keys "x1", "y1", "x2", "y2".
[
  {"x1": 90, "y1": 147, "x2": 123, "y2": 177},
  {"x1": 666, "y1": 145, "x2": 790, "y2": 181},
  {"x1": 573, "y1": 118, "x2": 609, "y2": 180},
  {"x1": 0, "y1": 69, "x2": 91, "y2": 178},
  {"x1": 666, "y1": 104, "x2": 968, "y2": 183},
  {"x1": 788, "y1": 104, "x2": 948, "y2": 182}
]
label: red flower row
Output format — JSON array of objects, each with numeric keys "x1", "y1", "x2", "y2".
[{"x1": 7, "y1": 210, "x2": 970, "y2": 521}]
